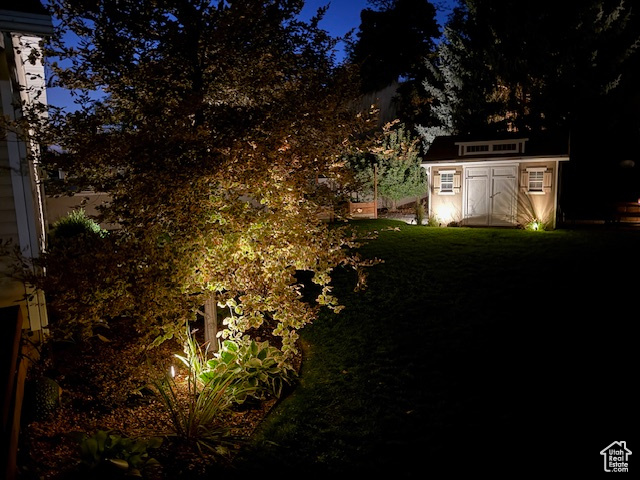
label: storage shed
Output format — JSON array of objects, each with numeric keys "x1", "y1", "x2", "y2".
[{"x1": 422, "y1": 134, "x2": 570, "y2": 228}]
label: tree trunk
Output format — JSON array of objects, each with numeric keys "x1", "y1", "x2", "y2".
[{"x1": 203, "y1": 293, "x2": 218, "y2": 353}]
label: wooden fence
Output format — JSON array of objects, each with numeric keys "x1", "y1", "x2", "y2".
[{"x1": 348, "y1": 201, "x2": 377, "y2": 219}]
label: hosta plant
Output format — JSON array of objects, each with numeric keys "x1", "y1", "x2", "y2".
[
  {"x1": 71, "y1": 429, "x2": 162, "y2": 478},
  {"x1": 152, "y1": 327, "x2": 256, "y2": 456},
  {"x1": 174, "y1": 327, "x2": 296, "y2": 404},
  {"x1": 199, "y1": 338, "x2": 297, "y2": 402}
]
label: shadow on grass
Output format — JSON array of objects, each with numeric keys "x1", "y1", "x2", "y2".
[{"x1": 220, "y1": 221, "x2": 640, "y2": 477}]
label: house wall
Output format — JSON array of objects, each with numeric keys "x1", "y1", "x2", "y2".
[
  {"x1": 0, "y1": 140, "x2": 25, "y2": 314},
  {"x1": 0, "y1": 30, "x2": 49, "y2": 332},
  {"x1": 0, "y1": 141, "x2": 19, "y2": 242}
]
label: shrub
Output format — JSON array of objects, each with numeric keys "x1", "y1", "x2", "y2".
[
  {"x1": 524, "y1": 219, "x2": 546, "y2": 231},
  {"x1": 150, "y1": 369, "x2": 239, "y2": 457},
  {"x1": 198, "y1": 338, "x2": 297, "y2": 401},
  {"x1": 150, "y1": 328, "x2": 258, "y2": 457},
  {"x1": 23, "y1": 376, "x2": 62, "y2": 421},
  {"x1": 49, "y1": 209, "x2": 107, "y2": 243},
  {"x1": 71, "y1": 429, "x2": 162, "y2": 478},
  {"x1": 175, "y1": 327, "x2": 296, "y2": 403},
  {"x1": 426, "y1": 215, "x2": 440, "y2": 227},
  {"x1": 35, "y1": 209, "x2": 120, "y2": 341}
]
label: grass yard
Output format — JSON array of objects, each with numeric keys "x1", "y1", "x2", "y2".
[{"x1": 227, "y1": 220, "x2": 639, "y2": 477}]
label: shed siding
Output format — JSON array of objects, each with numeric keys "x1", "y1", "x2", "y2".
[
  {"x1": 429, "y1": 166, "x2": 463, "y2": 226},
  {"x1": 517, "y1": 161, "x2": 559, "y2": 227}
]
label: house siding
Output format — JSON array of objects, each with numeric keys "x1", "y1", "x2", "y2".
[
  {"x1": 0, "y1": 19, "x2": 51, "y2": 333},
  {"x1": 0, "y1": 142, "x2": 19, "y2": 241}
]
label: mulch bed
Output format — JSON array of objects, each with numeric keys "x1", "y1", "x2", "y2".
[{"x1": 17, "y1": 319, "x2": 285, "y2": 479}]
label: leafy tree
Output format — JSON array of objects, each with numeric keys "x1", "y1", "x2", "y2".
[
  {"x1": 376, "y1": 123, "x2": 426, "y2": 210},
  {"x1": 39, "y1": 0, "x2": 375, "y2": 357},
  {"x1": 349, "y1": 122, "x2": 426, "y2": 210}
]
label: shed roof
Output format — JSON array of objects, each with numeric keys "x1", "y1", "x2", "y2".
[{"x1": 423, "y1": 132, "x2": 570, "y2": 165}]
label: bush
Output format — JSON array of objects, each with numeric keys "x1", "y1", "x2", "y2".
[
  {"x1": 36, "y1": 209, "x2": 123, "y2": 341},
  {"x1": 175, "y1": 328, "x2": 296, "y2": 404},
  {"x1": 23, "y1": 376, "x2": 62, "y2": 422},
  {"x1": 49, "y1": 209, "x2": 107, "y2": 244},
  {"x1": 149, "y1": 327, "x2": 257, "y2": 457},
  {"x1": 71, "y1": 429, "x2": 162, "y2": 478},
  {"x1": 426, "y1": 215, "x2": 440, "y2": 227},
  {"x1": 150, "y1": 368, "x2": 239, "y2": 458},
  {"x1": 149, "y1": 326, "x2": 297, "y2": 457},
  {"x1": 198, "y1": 338, "x2": 297, "y2": 401},
  {"x1": 524, "y1": 219, "x2": 547, "y2": 231}
]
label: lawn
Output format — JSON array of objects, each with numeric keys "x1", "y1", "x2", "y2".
[{"x1": 225, "y1": 220, "x2": 639, "y2": 477}]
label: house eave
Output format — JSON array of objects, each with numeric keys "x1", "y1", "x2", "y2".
[{"x1": 0, "y1": 9, "x2": 54, "y2": 36}]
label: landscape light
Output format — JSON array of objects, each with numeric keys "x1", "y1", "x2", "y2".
[{"x1": 435, "y1": 204, "x2": 455, "y2": 225}]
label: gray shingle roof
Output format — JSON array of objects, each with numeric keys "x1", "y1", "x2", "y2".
[{"x1": 424, "y1": 132, "x2": 570, "y2": 164}]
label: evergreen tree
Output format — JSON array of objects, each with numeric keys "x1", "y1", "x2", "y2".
[
  {"x1": 348, "y1": 0, "x2": 439, "y2": 93},
  {"x1": 347, "y1": 0, "x2": 440, "y2": 130},
  {"x1": 376, "y1": 123, "x2": 426, "y2": 210},
  {"x1": 418, "y1": 0, "x2": 639, "y2": 144}
]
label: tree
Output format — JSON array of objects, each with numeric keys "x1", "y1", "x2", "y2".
[
  {"x1": 39, "y1": 0, "x2": 375, "y2": 358},
  {"x1": 349, "y1": 122, "x2": 426, "y2": 210},
  {"x1": 415, "y1": 4, "x2": 496, "y2": 144},
  {"x1": 347, "y1": 0, "x2": 440, "y2": 128},
  {"x1": 376, "y1": 123, "x2": 426, "y2": 210},
  {"x1": 418, "y1": 0, "x2": 639, "y2": 143}
]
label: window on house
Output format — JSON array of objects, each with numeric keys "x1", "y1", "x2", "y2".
[{"x1": 528, "y1": 170, "x2": 544, "y2": 192}]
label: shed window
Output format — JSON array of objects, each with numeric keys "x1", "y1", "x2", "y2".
[
  {"x1": 436, "y1": 170, "x2": 460, "y2": 195},
  {"x1": 528, "y1": 171, "x2": 544, "y2": 192},
  {"x1": 466, "y1": 145, "x2": 489, "y2": 154},
  {"x1": 440, "y1": 172, "x2": 454, "y2": 192},
  {"x1": 493, "y1": 143, "x2": 517, "y2": 152},
  {"x1": 522, "y1": 167, "x2": 552, "y2": 195}
]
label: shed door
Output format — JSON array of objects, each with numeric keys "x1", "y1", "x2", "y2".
[{"x1": 465, "y1": 166, "x2": 517, "y2": 226}]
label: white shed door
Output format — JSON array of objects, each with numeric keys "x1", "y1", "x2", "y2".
[{"x1": 465, "y1": 165, "x2": 517, "y2": 226}]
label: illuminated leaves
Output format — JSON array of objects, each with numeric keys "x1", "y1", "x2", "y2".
[{"x1": 40, "y1": 1, "x2": 375, "y2": 356}]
